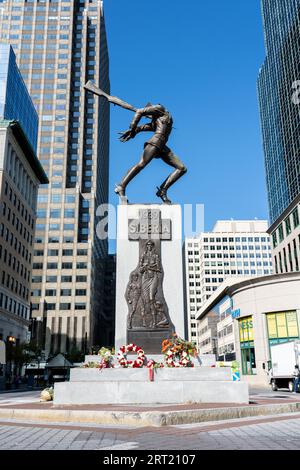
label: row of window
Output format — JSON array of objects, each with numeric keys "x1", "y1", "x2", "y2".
[
  {"x1": 0, "y1": 245, "x2": 31, "y2": 282},
  {"x1": 189, "y1": 236, "x2": 268, "y2": 245},
  {"x1": 0, "y1": 224, "x2": 32, "y2": 263},
  {"x1": 32, "y1": 289, "x2": 86, "y2": 297},
  {"x1": 199, "y1": 337, "x2": 211, "y2": 348},
  {"x1": 32, "y1": 275, "x2": 87, "y2": 284},
  {"x1": 218, "y1": 324, "x2": 233, "y2": 338},
  {"x1": 202, "y1": 269, "x2": 271, "y2": 282},
  {"x1": 37, "y1": 209, "x2": 76, "y2": 219},
  {"x1": 274, "y1": 235, "x2": 300, "y2": 274},
  {"x1": 6, "y1": 143, "x2": 37, "y2": 210},
  {"x1": 35, "y1": 236, "x2": 81, "y2": 244},
  {"x1": 218, "y1": 343, "x2": 235, "y2": 355},
  {"x1": 2, "y1": 203, "x2": 33, "y2": 243},
  {"x1": 0, "y1": 292, "x2": 29, "y2": 320},
  {"x1": 1, "y1": 271, "x2": 29, "y2": 302},
  {"x1": 4, "y1": 181, "x2": 35, "y2": 229},
  {"x1": 34, "y1": 248, "x2": 87, "y2": 257},
  {"x1": 202, "y1": 245, "x2": 270, "y2": 251},
  {"x1": 33, "y1": 262, "x2": 87, "y2": 270},
  {"x1": 202, "y1": 253, "x2": 272, "y2": 260},
  {"x1": 31, "y1": 302, "x2": 86, "y2": 311},
  {"x1": 36, "y1": 223, "x2": 75, "y2": 231},
  {"x1": 272, "y1": 206, "x2": 299, "y2": 248}
]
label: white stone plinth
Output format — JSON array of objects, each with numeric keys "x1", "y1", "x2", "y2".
[
  {"x1": 53, "y1": 367, "x2": 249, "y2": 405},
  {"x1": 70, "y1": 367, "x2": 231, "y2": 382},
  {"x1": 115, "y1": 204, "x2": 185, "y2": 352}
]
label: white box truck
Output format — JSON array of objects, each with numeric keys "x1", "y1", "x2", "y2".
[{"x1": 269, "y1": 340, "x2": 300, "y2": 392}]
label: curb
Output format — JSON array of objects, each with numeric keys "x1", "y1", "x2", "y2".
[{"x1": 0, "y1": 402, "x2": 300, "y2": 427}]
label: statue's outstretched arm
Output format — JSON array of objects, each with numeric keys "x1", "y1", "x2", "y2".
[
  {"x1": 136, "y1": 123, "x2": 154, "y2": 133},
  {"x1": 130, "y1": 105, "x2": 162, "y2": 131}
]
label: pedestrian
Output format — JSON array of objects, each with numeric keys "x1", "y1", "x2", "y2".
[
  {"x1": 13, "y1": 374, "x2": 20, "y2": 389},
  {"x1": 293, "y1": 364, "x2": 300, "y2": 393}
]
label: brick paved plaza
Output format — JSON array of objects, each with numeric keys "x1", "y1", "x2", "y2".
[
  {"x1": 0, "y1": 389, "x2": 300, "y2": 450},
  {"x1": 1, "y1": 413, "x2": 300, "y2": 450}
]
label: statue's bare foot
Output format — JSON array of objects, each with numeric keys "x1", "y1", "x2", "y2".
[
  {"x1": 156, "y1": 187, "x2": 172, "y2": 204},
  {"x1": 115, "y1": 184, "x2": 125, "y2": 197},
  {"x1": 157, "y1": 319, "x2": 169, "y2": 327}
]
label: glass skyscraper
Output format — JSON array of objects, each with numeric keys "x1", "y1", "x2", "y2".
[
  {"x1": 258, "y1": 0, "x2": 300, "y2": 225},
  {"x1": 0, "y1": 43, "x2": 38, "y2": 151},
  {"x1": 0, "y1": 0, "x2": 110, "y2": 356},
  {"x1": 258, "y1": 0, "x2": 300, "y2": 275}
]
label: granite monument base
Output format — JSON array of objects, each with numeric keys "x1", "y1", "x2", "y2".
[
  {"x1": 54, "y1": 365, "x2": 249, "y2": 405},
  {"x1": 127, "y1": 328, "x2": 173, "y2": 355},
  {"x1": 115, "y1": 204, "x2": 185, "y2": 354}
]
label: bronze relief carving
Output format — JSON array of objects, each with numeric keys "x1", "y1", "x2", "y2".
[{"x1": 126, "y1": 209, "x2": 174, "y2": 351}]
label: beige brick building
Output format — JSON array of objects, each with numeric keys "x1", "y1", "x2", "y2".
[{"x1": 0, "y1": 120, "x2": 48, "y2": 346}]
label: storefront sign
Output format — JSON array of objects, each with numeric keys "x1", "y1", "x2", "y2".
[{"x1": 231, "y1": 309, "x2": 240, "y2": 319}]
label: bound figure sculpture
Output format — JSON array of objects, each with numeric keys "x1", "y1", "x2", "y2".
[
  {"x1": 125, "y1": 240, "x2": 171, "y2": 330},
  {"x1": 84, "y1": 81, "x2": 187, "y2": 204}
]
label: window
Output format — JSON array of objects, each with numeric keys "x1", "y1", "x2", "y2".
[
  {"x1": 47, "y1": 263, "x2": 58, "y2": 269},
  {"x1": 278, "y1": 224, "x2": 284, "y2": 243},
  {"x1": 293, "y1": 207, "x2": 300, "y2": 229},
  {"x1": 60, "y1": 303, "x2": 71, "y2": 310},
  {"x1": 266, "y1": 311, "x2": 299, "y2": 346},
  {"x1": 60, "y1": 289, "x2": 72, "y2": 296},
  {"x1": 62, "y1": 263, "x2": 72, "y2": 269},
  {"x1": 239, "y1": 316, "x2": 256, "y2": 375},
  {"x1": 285, "y1": 216, "x2": 292, "y2": 236},
  {"x1": 75, "y1": 289, "x2": 86, "y2": 296},
  {"x1": 48, "y1": 250, "x2": 59, "y2": 257},
  {"x1": 45, "y1": 289, "x2": 56, "y2": 296}
]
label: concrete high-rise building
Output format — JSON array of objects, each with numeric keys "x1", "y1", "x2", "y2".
[
  {"x1": 258, "y1": 0, "x2": 300, "y2": 275},
  {"x1": 184, "y1": 220, "x2": 273, "y2": 352},
  {"x1": 0, "y1": 1, "x2": 110, "y2": 357}
]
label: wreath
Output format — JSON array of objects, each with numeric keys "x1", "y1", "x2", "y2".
[
  {"x1": 117, "y1": 343, "x2": 145, "y2": 368},
  {"x1": 162, "y1": 334, "x2": 196, "y2": 368},
  {"x1": 165, "y1": 349, "x2": 194, "y2": 367}
]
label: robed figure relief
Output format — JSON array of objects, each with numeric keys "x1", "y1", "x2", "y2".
[{"x1": 125, "y1": 240, "x2": 172, "y2": 330}]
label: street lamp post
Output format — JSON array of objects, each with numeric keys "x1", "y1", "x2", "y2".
[{"x1": 6, "y1": 336, "x2": 16, "y2": 389}]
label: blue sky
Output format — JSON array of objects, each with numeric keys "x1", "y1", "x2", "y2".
[{"x1": 104, "y1": 0, "x2": 267, "y2": 250}]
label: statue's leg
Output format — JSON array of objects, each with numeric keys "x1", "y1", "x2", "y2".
[
  {"x1": 140, "y1": 298, "x2": 146, "y2": 327},
  {"x1": 149, "y1": 277, "x2": 158, "y2": 327},
  {"x1": 115, "y1": 144, "x2": 158, "y2": 196},
  {"x1": 156, "y1": 147, "x2": 187, "y2": 203},
  {"x1": 128, "y1": 300, "x2": 137, "y2": 329}
]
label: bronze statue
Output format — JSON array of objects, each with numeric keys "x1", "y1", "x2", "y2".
[
  {"x1": 126, "y1": 272, "x2": 145, "y2": 329},
  {"x1": 84, "y1": 81, "x2": 187, "y2": 204},
  {"x1": 139, "y1": 240, "x2": 161, "y2": 327}
]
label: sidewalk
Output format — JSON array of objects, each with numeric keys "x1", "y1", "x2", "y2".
[
  {"x1": 1, "y1": 395, "x2": 300, "y2": 427},
  {"x1": 0, "y1": 387, "x2": 43, "y2": 394}
]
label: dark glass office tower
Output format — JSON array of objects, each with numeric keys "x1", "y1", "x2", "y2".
[
  {"x1": 0, "y1": 0, "x2": 110, "y2": 356},
  {"x1": 258, "y1": 0, "x2": 300, "y2": 225}
]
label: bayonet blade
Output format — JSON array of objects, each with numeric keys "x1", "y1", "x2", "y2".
[{"x1": 84, "y1": 81, "x2": 137, "y2": 113}]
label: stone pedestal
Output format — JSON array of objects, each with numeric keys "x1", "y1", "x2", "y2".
[
  {"x1": 54, "y1": 367, "x2": 249, "y2": 405},
  {"x1": 115, "y1": 204, "x2": 185, "y2": 354}
]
